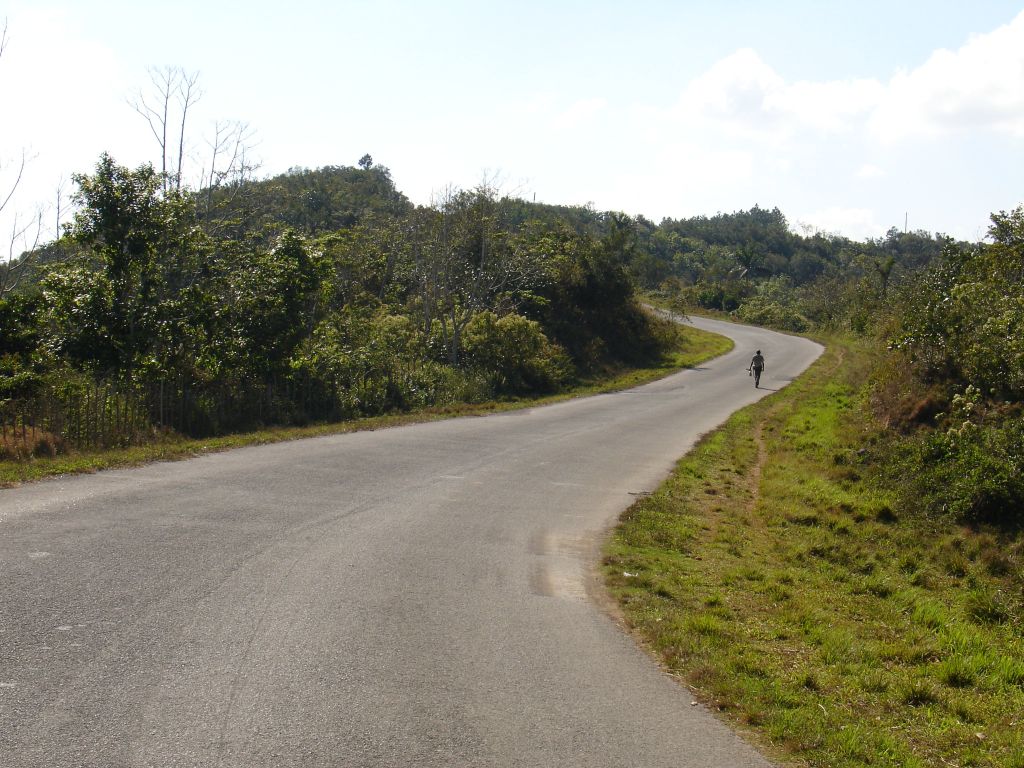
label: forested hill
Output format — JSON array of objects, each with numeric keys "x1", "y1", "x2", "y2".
[
  {"x1": 1, "y1": 155, "x2": 956, "y2": 430},
  {"x1": 627, "y1": 205, "x2": 949, "y2": 330},
  {"x1": 1, "y1": 154, "x2": 674, "y2": 444},
  {"x1": 170, "y1": 158, "x2": 954, "y2": 306},
  {"x1": 14, "y1": 160, "x2": 950, "y2": 324},
  {"x1": 198, "y1": 160, "x2": 414, "y2": 238}
]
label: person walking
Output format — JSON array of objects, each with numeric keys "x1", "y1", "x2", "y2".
[{"x1": 748, "y1": 350, "x2": 765, "y2": 388}]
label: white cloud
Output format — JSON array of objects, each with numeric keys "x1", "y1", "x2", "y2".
[
  {"x1": 674, "y1": 11, "x2": 1024, "y2": 147},
  {"x1": 679, "y1": 48, "x2": 784, "y2": 127},
  {"x1": 767, "y1": 78, "x2": 883, "y2": 134},
  {"x1": 658, "y1": 141, "x2": 755, "y2": 184},
  {"x1": 551, "y1": 97, "x2": 608, "y2": 131},
  {"x1": 675, "y1": 48, "x2": 881, "y2": 143},
  {"x1": 855, "y1": 164, "x2": 885, "y2": 179},
  {"x1": 870, "y1": 10, "x2": 1024, "y2": 141}
]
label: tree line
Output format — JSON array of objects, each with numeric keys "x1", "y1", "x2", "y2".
[
  {"x1": 877, "y1": 207, "x2": 1024, "y2": 527},
  {"x1": 624, "y1": 199, "x2": 1022, "y2": 529},
  {"x1": 0, "y1": 153, "x2": 671, "y2": 449}
]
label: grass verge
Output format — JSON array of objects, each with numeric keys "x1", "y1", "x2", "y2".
[
  {"x1": 604, "y1": 337, "x2": 1024, "y2": 768},
  {"x1": 0, "y1": 321, "x2": 731, "y2": 487}
]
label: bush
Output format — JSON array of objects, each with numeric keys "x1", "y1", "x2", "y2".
[
  {"x1": 735, "y1": 301, "x2": 809, "y2": 332},
  {"x1": 901, "y1": 415, "x2": 1024, "y2": 526},
  {"x1": 888, "y1": 208, "x2": 1024, "y2": 402},
  {"x1": 877, "y1": 209, "x2": 1024, "y2": 529},
  {"x1": 403, "y1": 361, "x2": 491, "y2": 407},
  {"x1": 679, "y1": 280, "x2": 754, "y2": 312},
  {"x1": 461, "y1": 311, "x2": 573, "y2": 395},
  {"x1": 734, "y1": 276, "x2": 810, "y2": 332}
]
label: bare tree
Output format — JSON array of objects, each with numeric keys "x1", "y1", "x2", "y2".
[
  {"x1": 53, "y1": 175, "x2": 71, "y2": 240},
  {"x1": 0, "y1": 20, "x2": 20, "y2": 225},
  {"x1": 0, "y1": 149, "x2": 25, "y2": 221},
  {"x1": 198, "y1": 118, "x2": 260, "y2": 231},
  {"x1": 0, "y1": 206, "x2": 42, "y2": 296},
  {"x1": 129, "y1": 66, "x2": 202, "y2": 192},
  {"x1": 0, "y1": 20, "x2": 46, "y2": 296},
  {"x1": 204, "y1": 120, "x2": 257, "y2": 188},
  {"x1": 129, "y1": 66, "x2": 260, "y2": 236}
]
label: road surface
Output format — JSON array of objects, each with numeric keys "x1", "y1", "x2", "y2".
[{"x1": 1, "y1": 316, "x2": 822, "y2": 767}]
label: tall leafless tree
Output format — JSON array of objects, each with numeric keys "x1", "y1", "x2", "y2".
[
  {"x1": 53, "y1": 175, "x2": 70, "y2": 240},
  {"x1": 199, "y1": 118, "x2": 260, "y2": 231},
  {"x1": 130, "y1": 66, "x2": 260, "y2": 235},
  {"x1": 129, "y1": 66, "x2": 202, "y2": 193},
  {"x1": 0, "y1": 19, "x2": 46, "y2": 296},
  {"x1": 0, "y1": 205, "x2": 43, "y2": 297}
]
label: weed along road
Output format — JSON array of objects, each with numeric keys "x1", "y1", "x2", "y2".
[{"x1": 1, "y1": 317, "x2": 821, "y2": 768}]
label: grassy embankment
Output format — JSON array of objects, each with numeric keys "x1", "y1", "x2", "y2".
[
  {"x1": 604, "y1": 338, "x2": 1024, "y2": 767},
  {"x1": 0, "y1": 321, "x2": 732, "y2": 487}
]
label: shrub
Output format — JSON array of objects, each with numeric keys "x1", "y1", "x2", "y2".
[
  {"x1": 734, "y1": 277, "x2": 810, "y2": 332},
  {"x1": 903, "y1": 417, "x2": 1024, "y2": 526},
  {"x1": 461, "y1": 311, "x2": 573, "y2": 395}
]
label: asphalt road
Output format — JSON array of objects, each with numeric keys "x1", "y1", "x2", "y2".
[{"x1": 1, "y1": 316, "x2": 822, "y2": 767}]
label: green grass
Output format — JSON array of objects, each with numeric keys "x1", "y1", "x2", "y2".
[
  {"x1": 604, "y1": 337, "x2": 1024, "y2": 767},
  {"x1": 0, "y1": 322, "x2": 732, "y2": 487}
]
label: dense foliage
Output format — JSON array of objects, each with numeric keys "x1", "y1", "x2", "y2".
[
  {"x1": 878, "y1": 208, "x2": 1024, "y2": 526},
  {"x1": 623, "y1": 201, "x2": 1019, "y2": 530},
  {"x1": 1, "y1": 155, "x2": 670, "y2": 445},
  {"x1": 629, "y1": 205, "x2": 946, "y2": 325}
]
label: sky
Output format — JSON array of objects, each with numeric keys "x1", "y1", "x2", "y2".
[{"x1": 2, "y1": 0, "x2": 1023, "y2": 250}]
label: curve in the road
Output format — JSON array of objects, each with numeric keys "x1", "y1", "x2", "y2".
[{"x1": 0, "y1": 316, "x2": 821, "y2": 767}]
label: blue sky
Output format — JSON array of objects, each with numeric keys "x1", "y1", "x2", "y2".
[{"x1": 2, "y1": 1, "x2": 1023, "y2": 247}]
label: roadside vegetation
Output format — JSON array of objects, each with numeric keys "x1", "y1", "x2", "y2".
[
  {"x1": 0, "y1": 319, "x2": 729, "y2": 486},
  {"x1": 605, "y1": 337, "x2": 1023, "y2": 767},
  {"x1": 1, "y1": 149, "x2": 688, "y2": 457},
  {"x1": 604, "y1": 205, "x2": 1024, "y2": 767}
]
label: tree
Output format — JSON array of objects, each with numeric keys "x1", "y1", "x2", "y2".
[
  {"x1": 0, "y1": 20, "x2": 44, "y2": 297},
  {"x1": 413, "y1": 181, "x2": 545, "y2": 365},
  {"x1": 317, "y1": 214, "x2": 411, "y2": 308},
  {"x1": 1, "y1": 186, "x2": 42, "y2": 297},
  {"x1": 130, "y1": 66, "x2": 258, "y2": 208},
  {"x1": 69, "y1": 154, "x2": 183, "y2": 373},
  {"x1": 130, "y1": 66, "x2": 202, "y2": 193},
  {"x1": 0, "y1": 292, "x2": 46, "y2": 399},
  {"x1": 874, "y1": 255, "x2": 895, "y2": 299},
  {"x1": 197, "y1": 119, "x2": 259, "y2": 232},
  {"x1": 218, "y1": 230, "x2": 323, "y2": 379},
  {"x1": 40, "y1": 264, "x2": 116, "y2": 371},
  {"x1": 890, "y1": 206, "x2": 1024, "y2": 401}
]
